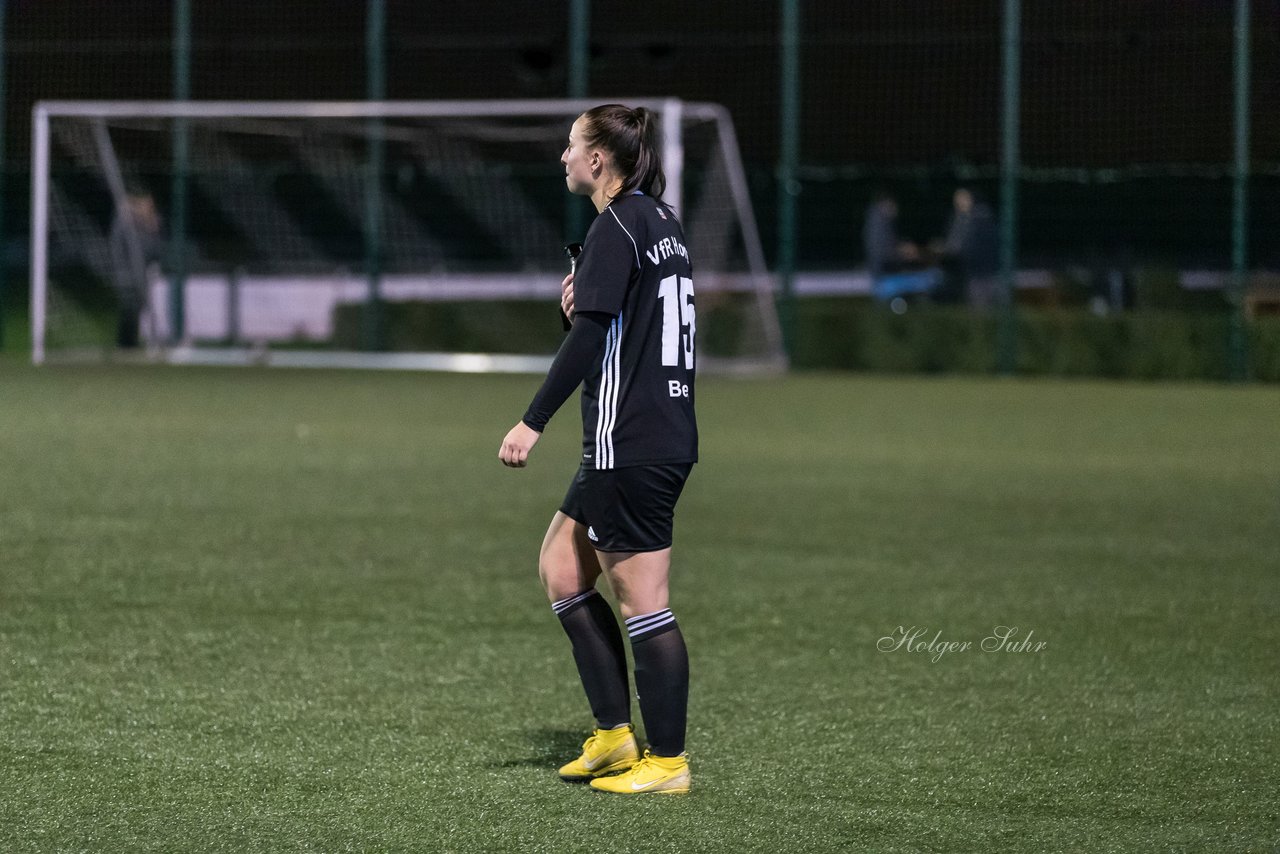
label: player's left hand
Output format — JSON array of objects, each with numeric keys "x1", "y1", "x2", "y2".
[
  {"x1": 560, "y1": 273, "x2": 575, "y2": 318},
  {"x1": 499, "y1": 421, "x2": 541, "y2": 468}
]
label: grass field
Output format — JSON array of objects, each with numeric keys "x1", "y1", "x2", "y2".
[{"x1": 1, "y1": 364, "x2": 1277, "y2": 852}]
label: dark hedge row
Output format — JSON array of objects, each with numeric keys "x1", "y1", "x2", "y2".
[{"x1": 333, "y1": 298, "x2": 1280, "y2": 382}]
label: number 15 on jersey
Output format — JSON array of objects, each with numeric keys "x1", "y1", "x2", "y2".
[{"x1": 658, "y1": 275, "x2": 696, "y2": 370}]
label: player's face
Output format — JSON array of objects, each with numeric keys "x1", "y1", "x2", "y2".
[{"x1": 561, "y1": 118, "x2": 597, "y2": 196}]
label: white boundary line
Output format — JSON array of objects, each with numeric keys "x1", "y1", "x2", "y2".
[
  {"x1": 38, "y1": 347, "x2": 787, "y2": 376},
  {"x1": 147, "y1": 347, "x2": 553, "y2": 374}
]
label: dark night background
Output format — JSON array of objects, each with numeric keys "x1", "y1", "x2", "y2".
[{"x1": 3, "y1": 0, "x2": 1278, "y2": 270}]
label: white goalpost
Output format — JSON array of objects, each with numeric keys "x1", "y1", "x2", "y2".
[{"x1": 30, "y1": 98, "x2": 786, "y2": 373}]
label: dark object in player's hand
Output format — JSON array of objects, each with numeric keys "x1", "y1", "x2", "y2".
[{"x1": 560, "y1": 244, "x2": 582, "y2": 331}]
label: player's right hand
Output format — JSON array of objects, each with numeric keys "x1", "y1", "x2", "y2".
[
  {"x1": 560, "y1": 273, "x2": 575, "y2": 318},
  {"x1": 499, "y1": 421, "x2": 541, "y2": 468}
]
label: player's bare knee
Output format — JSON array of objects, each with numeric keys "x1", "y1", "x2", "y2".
[
  {"x1": 538, "y1": 553, "x2": 573, "y2": 599},
  {"x1": 608, "y1": 576, "x2": 668, "y2": 619},
  {"x1": 540, "y1": 546, "x2": 594, "y2": 603}
]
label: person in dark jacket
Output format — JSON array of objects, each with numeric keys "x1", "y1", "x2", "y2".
[
  {"x1": 936, "y1": 188, "x2": 1000, "y2": 309},
  {"x1": 108, "y1": 189, "x2": 164, "y2": 348},
  {"x1": 863, "y1": 192, "x2": 941, "y2": 302}
]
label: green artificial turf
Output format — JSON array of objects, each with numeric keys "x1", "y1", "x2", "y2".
[{"x1": 1, "y1": 364, "x2": 1276, "y2": 852}]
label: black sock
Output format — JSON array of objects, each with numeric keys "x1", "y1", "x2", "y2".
[
  {"x1": 552, "y1": 589, "x2": 631, "y2": 729},
  {"x1": 626, "y1": 609, "x2": 689, "y2": 757}
]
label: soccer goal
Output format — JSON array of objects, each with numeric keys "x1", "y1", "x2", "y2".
[{"x1": 31, "y1": 99, "x2": 785, "y2": 374}]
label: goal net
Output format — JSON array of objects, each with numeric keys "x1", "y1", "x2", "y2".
[{"x1": 31, "y1": 99, "x2": 785, "y2": 374}]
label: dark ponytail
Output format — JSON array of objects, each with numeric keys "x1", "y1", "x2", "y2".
[{"x1": 577, "y1": 104, "x2": 666, "y2": 201}]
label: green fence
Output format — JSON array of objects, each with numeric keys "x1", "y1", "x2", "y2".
[{"x1": 3, "y1": 0, "x2": 1276, "y2": 380}]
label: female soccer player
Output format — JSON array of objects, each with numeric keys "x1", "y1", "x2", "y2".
[{"x1": 499, "y1": 104, "x2": 698, "y2": 795}]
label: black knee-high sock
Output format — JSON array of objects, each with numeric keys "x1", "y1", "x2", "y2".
[
  {"x1": 552, "y1": 589, "x2": 631, "y2": 729},
  {"x1": 626, "y1": 609, "x2": 689, "y2": 757}
]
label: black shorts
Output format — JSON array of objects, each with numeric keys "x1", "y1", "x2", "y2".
[{"x1": 559, "y1": 463, "x2": 693, "y2": 553}]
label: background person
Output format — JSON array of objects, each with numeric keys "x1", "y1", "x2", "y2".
[
  {"x1": 933, "y1": 187, "x2": 1000, "y2": 309},
  {"x1": 107, "y1": 188, "x2": 164, "y2": 349},
  {"x1": 862, "y1": 191, "x2": 942, "y2": 304}
]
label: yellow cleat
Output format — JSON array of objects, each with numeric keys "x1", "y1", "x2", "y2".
[
  {"x1": 589, "y1": 749, "x2": 691, "y2": 794},
  {"x1": 558, "y1": 725, "x2": 640, "y2": 781}
]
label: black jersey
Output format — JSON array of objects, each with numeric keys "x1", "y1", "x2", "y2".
[{"x1": 572, "y1": 192, "x2": 698, "y2": 470}]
